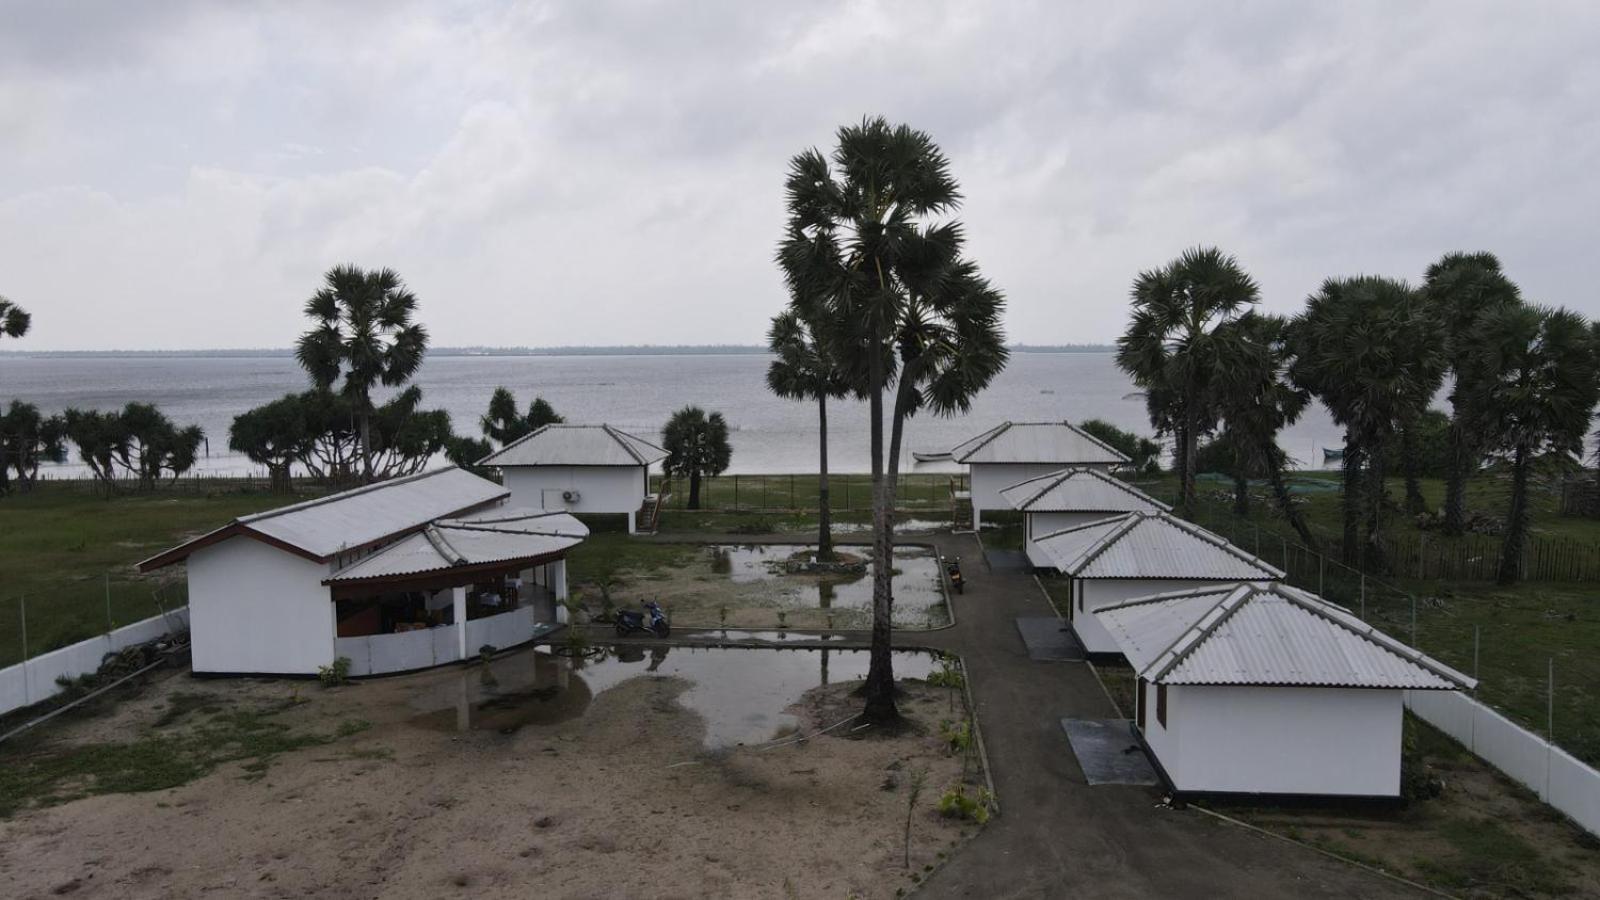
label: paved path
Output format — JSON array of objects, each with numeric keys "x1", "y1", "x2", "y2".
[{"x1": 631, "y1": 530, "x2": 1423, "y2": 898}]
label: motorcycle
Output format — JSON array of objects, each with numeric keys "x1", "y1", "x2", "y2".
[
  {"x1": 615, "y1": 599, "x2": 671, "y2": 638},
  {"x1": 945, "y1": 557, "x2": 964, "y2": 594}
]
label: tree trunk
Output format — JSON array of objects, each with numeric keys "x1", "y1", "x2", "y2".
[
  {"x1": 1497, "y1": 443, "x2": 1530, "y2": 585},
  {"x1": 860, "y1": 346, "x2": 898, "y2": 724},
  {"x1": 1401, "y1": 423, "x2": 1426, "y2": 516},
  {"x1": 816, "y1": 394, "x2": 833, "y2": 563},
  {"x1": 1340, "y1": 431, "x2": 1363, "y2": 567},
  {"x1": 1264, "y1": 449, "x2": 1317, "y2": 547},
  {"x1": 269, "y1": 463, "x2": 292, "y2": 495},
  {"x1": 359, "y1": 409, "x2": 374, "y2": 484},
  {"x1": 1232, "y1": 468, "x2": 1250, "y2": 518},
  {"x1": 1443, "y1": 413, "x2": 1469, "y2": 535},
  {"x1": 687, "y1": 469, "x2": 702, "y2": 510},
  {"x1": 1364, "y1": 434, "x2": 1388, "y2": 573},
  {"x1": 1179, "y1": 406, "x2": 1199, "y2": 515}
]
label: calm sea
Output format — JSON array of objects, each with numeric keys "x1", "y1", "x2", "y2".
[{"x1": 0, "y1": 353, "x2": 1347, "y2": 476}]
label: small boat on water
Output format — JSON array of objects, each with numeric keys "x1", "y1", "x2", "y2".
[
  {"x1": 1122, "y1": 391, "x2": 1146, "y2": 401},
  {"x1": 912, "y1": 450, "x2": 953, "y2": 463},
  {"x1": 1322, "y1": 447, "x2": 1345, "y2": 462}
]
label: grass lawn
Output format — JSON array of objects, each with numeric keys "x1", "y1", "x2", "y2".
[{"x1": 0, "y1": 486, "x2": 312, "y2": 666}]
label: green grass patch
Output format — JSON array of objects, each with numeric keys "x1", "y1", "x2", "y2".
[{"x1": 0, "y1": 695, "x2": 366, "y2": 817}]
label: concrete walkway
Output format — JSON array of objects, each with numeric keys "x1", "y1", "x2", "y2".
[{"x1": 627, "y1": 530, "x2": 1423, "y2": 898}]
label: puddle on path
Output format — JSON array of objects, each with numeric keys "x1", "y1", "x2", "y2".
[
  {"x1": 409, "y1": 645, "x2": 938, "y2": 748},
  {"x1": 698, "y1": 544, "x2": 947, "y2": 629},
  {"x1": 680, "y1": 629, "x2": 851, "y2": 643},
  {"x1": 828, "y1": 519, "x2": 950, "y2": 534}
]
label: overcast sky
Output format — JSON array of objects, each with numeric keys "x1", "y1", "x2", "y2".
[{"x1": 1, "y1": 1, "x2": 1596, "y2": 351}]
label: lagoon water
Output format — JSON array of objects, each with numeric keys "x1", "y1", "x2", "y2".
[{"x1": 0, "y1": 352, "x2": 1347, "y2": 475}]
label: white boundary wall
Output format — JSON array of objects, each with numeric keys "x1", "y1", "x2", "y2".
[
  {"x1": 0, "y1": 607, "x2": 190, "y2": 716},
  {"x1": 1406, "y1": 689, "x2": 1600, "y2": 837}
]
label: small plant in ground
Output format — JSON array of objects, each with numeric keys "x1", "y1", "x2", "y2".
[
  {"x1": 317, "y1": 656, "x2": 351, "y2": 688},
  {"x1": 777, "y1": 610, "x2": 788, "y2": 630},
  {"x1": 928, "y1": 654, "x2": 965, "y2": 689},
  {"x1": 904, "y1": 767, "x2": 928, "y2": 870},
  {"x1": 478, "y1": 645, "x2": 499, "y2": 686},
  {"x1": 940, "y1": 719, "x2": 973, "y2": 756},
  {"x1": 719, "y1": 606, "x2": 728, "y2": 627},
  {"x1": 937, "y1": 785, "x2": 992, "y2": 824}
]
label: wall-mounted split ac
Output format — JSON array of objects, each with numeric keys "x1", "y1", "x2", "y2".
[{"x1": 562, "y1": 490, "x2": 581, "y2": 503}]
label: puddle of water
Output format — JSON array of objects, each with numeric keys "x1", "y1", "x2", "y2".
[
  {"x1": 410, "y1": 645, "x2": 938, "y2": 748},
  {"x1": 682, "y1": 629, "x2": 850, "y2": 643},
  {"x1": 828, "y1": 519, "x2": 949, "y2": 534},
  {"x1": 702, "y1": 544, "x2": 947, "y2": 628}
]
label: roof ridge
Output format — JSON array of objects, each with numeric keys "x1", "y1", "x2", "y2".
[
  {"x1": 422, "y1": 525, "x2": 467, "y2": 566},
  {"x1": 952, "y1": 421, "x2": 1012, "y2": 462},
  {"x1": 1093, "y1": 582, "x2": 1249, "y2": 615},
  {"x1": 441, "y1": 521, "x2": 587, "y2": 539},
  {"x1": 1144, "y1": 583, "x2": 1260, "y2": 682},
  {"x1": 1019, "y1": 467, "x2": 1080, "y2": 508},
  {"x1": 1276, "y1": 587, "x2": 1476, "y2": 689},
  {"x1": 601, "y1": 423, "x2": 646, "y2": 465},
  {"x1": 1084, "y1": 469, "x2": 1172, "y2": 511},
  {"x1": 1148, "y1": 512, "x2": 1285, "y2": 577},
  {"x1": 1063, "y1": 421, "x2": 1132, "y2": 463},
  {"x1": 1068, "y1": 512, "x2": 1145, "y2": 566},
  {"x1": 1031, "y1": 511, "x2": 1132, "y2": 544},
  {"x1": 236, "y1": 467, "x2": 455, "y2": 526},
  {"x1": 477, "y1": 423, "x2": 556, "y2": 465}
]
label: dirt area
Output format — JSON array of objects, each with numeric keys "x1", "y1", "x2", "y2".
[
  {"x1": 0, "y1": 649, "x2": 980, "y2": 899},
  {"x1": 1226, "y1": 718, "x2": 1600, "y2": 899},
  {"x1": 600, "y1": 542, "x2": 950, "y2": 632}
]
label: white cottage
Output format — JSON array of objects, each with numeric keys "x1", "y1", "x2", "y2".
[
  {"x1": 1095, "y1": 583, "x2": 1475, "y2": 798},
  {"x1": 478, "y1": 424, "x2": 668, "y2": 533},
  {"x1": 950, "y1": 422, "x2": 1128, "y2": 530},
  {"x1": 1033, "y1": 510, "x2": 1283, "y2": 656},
  {"x1": 138, "y1": 468, "x2": 587, "y2": 677},
  {"x1": 998, "y1": 467, "x2": 1170, "y2": 568}
]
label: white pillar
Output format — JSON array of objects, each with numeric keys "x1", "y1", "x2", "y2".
[
  {"x1": 627, "y1": 509, "x2": 637, "y2": 535},
  {"x1": 972, "y1": 507, "x2": 983, "y2": 532},
  {"x1": 552, "y1": 558, "x2": 568, "y2": 601},
  {"x1": 452, "y1": 585, "x2": 468, "y2": 661}
]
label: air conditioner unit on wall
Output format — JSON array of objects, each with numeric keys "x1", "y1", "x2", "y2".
[{"x1": 562, "y1": 490, "x2": 581, "y2": 503}]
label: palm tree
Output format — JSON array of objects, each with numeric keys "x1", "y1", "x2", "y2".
[
  {"x1": 294, "y1": 265, "x2": 429, "y2": 482},
  {"x1": 1211, "y1": 313, "x2": 1316, "y2": 545},
  {"x1": 1116, "y1": 247, "x2": 1260, "y2": 516},
  {"x1": 1423, "y1": 253, "x2": 1522, "y2": 534},
  {"x1": 1462, "y1": 305, "x2": 1599, "y2": 584},
  {"x1": 778, "y1": 118, "x2": 1004, "y2": 724},
  {"x1": 767, "y1": 295, "x2": 850, "y2": 560},
  {"x1": 1289, "y1": 276, "x2": 1445, "y2": 570},
  {"x1": 0, "y1": 296, "x2": 29, "y2": 340},
  {"x1": 661, "y1": 406, "x2": 732, "y2": 510},
  {"x1": 480, "y1": 387, "x2": 564, "y2": 447}
]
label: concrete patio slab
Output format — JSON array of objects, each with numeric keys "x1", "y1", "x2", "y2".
[
  {"x1": 1060, "y1": 717, "x2": 1160, "y2": 786},
  {"x1": 1014, "y1": 616, "x2": 1084, "y2": 661}
]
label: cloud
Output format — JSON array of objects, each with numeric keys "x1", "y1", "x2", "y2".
[{"x1": 0, "y1": 0, "x2": 1597, "y2": 350}]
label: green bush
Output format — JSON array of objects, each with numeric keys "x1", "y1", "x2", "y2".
[
  {"x1": 936, "y1": 785, "x2": 992, "y2": 824},
  {"x1": 317, "y1": 656, "x2": 351, "y2": 688}
]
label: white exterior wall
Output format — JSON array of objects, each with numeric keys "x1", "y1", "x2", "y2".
[
  {"x1": 1025, "y1": 511, "x2": 1123, "y2": 568},
  {"x1": 0, "y1": 608, "x2": 190, "y2": 716},
  {"x1": 502, "y1": 465, "x2": 646, "y2": 516},
  {"x1": 1159, "y1": 685, "x2": 1403, "y2": 797},
  {"x1": 1073, "y1": 578, "x2": 1227, "y2": 655},
  {"x1": 187, "y1": 537, "x2": 334, "y2": 675}
]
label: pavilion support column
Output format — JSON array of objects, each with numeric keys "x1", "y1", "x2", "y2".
[
  {"x1": 552, "y1": 558, "x2": 569, "y2": 602},
  {"x1": 972, "y1": 507, "x2": 983, "y2": 533},
  {"x1": 627, "y1": 510, "x2": 637, "y2": 535},
  {"x1": 452, "y1": 585, "x2": 468, "y2": 662},
  {"x1": 523, "y1": 566, "x2": 555, "y2": 625}
]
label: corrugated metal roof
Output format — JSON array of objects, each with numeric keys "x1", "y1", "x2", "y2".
[
  {"x1": 1094, "y1": 583, "x2": 1474, "y2": 690},
  {"x1": 478, "y1": 424, "x2": 668, "y2": 467},
  {"x1": 950, "y1": 421, "x2": 1130, "y2": 465},
  {"x1": 1035, "y1": 511, "x2": 1284, "y2": 580},
  {"x1": 999, "y1": 466, "x2": 1171, "y2": 513},
  {"x1": 138, "y1": 467, "x2": 510, "y2": 569},
  {"x1": 327, "y1": 508, "x2": 588, "y2": 582}
]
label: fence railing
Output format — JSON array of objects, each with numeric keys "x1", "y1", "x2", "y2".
[
  {"x1": 2, "y1": 575, "x2": 188, "y2": 670},
  {"x1": 1182, "y1": 500, "x2": 1597, "y2": 772},
  {"x1": 1186, "y1": 489, "x2": 1600, "y2": 584},
  {"x1": 649, "y1": 473, "x2": 966, "y2": 514}
]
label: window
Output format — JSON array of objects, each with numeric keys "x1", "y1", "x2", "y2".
[{"x1": 1156, "y1": 683, "x2": 1168, "y2": 729}]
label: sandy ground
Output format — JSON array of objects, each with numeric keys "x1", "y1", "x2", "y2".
[{"x1": 0, "y1": 659, "x2": 976, "y2": 899}]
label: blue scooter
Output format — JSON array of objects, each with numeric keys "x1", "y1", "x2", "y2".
[{"x1": 615, "y1": 600, "x2": 670, "y2": 638}]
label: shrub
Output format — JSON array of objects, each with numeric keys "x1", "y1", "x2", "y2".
[
  {"x1": 317, "y1": 656, "x2": 352, "y2": 688},
  {"x1": 936, "y1": 786, "x2": 992, "y2": 824}
]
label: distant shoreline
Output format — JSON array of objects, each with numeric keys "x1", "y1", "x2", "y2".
[{"x1": 0, "y1": 343, "x2": 1116, "y2": 359}]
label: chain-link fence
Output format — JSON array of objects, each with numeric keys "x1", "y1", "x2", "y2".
[{"x1": 2, "y1": 574, "x2": 188, "y2": 669}]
